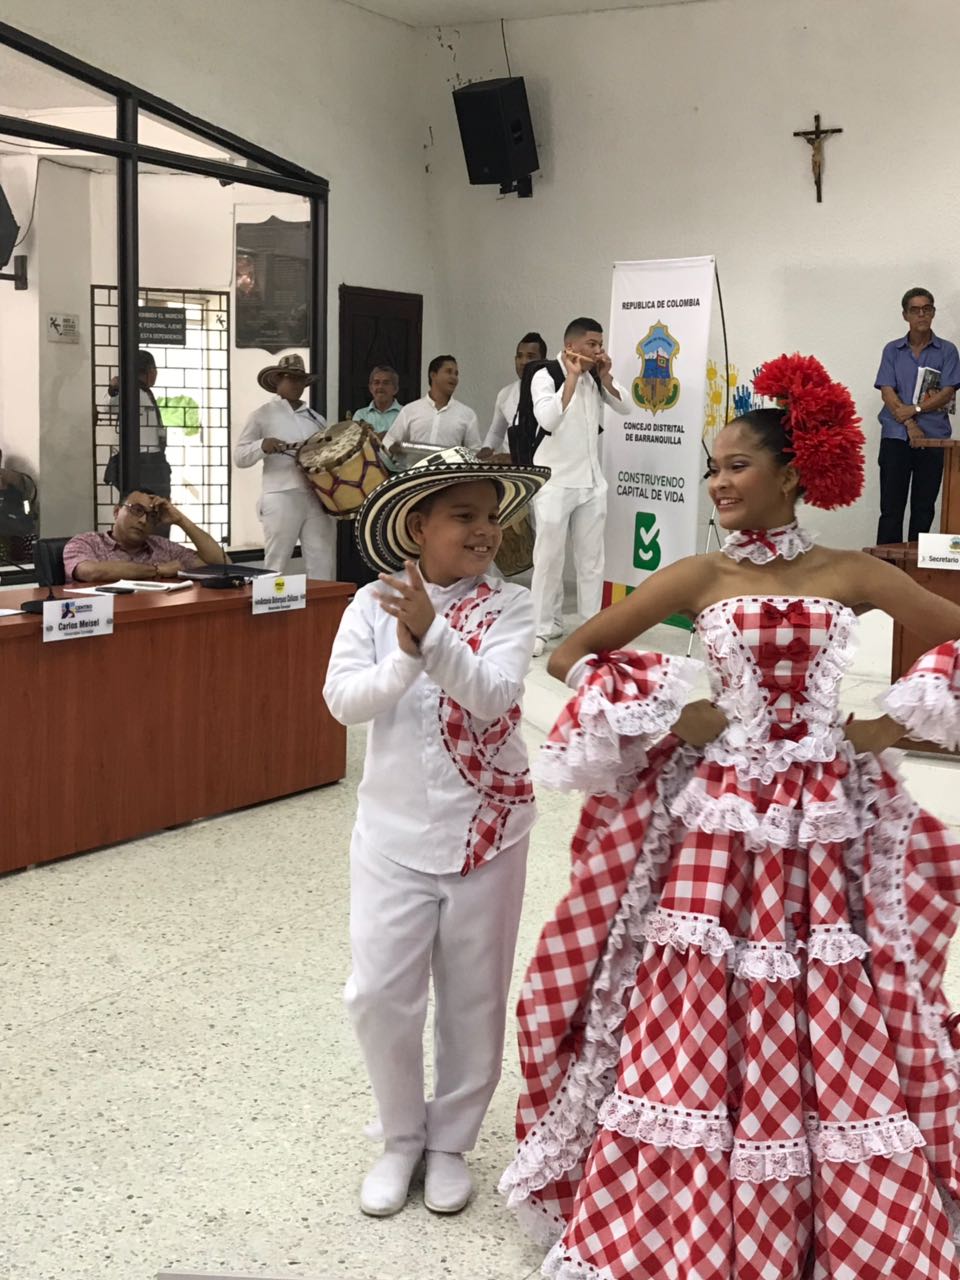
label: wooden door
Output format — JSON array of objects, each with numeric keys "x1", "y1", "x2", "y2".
[{"x1": 338, "y1": 285, "x2": 423, "y2": 420}]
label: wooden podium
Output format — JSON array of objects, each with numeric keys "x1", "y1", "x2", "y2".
[{"x1": 919, "y1": 437, "x2": 960, "y2": 532}]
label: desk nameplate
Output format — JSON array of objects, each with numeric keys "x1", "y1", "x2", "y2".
[
  {"x1": 42, "y1": 595, "x2": 114, "y2": 642},
  {"x1": 252, "y1": 573, "x2": 307, "y2": 615}
]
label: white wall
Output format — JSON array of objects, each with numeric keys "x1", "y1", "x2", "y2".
[
  {"x1": 419, "y1": 0, "x2": 960, "y2": 550},
  {"x1": 0, "y1": 156, "x2": 39, "y2": 479},
  {"x1": 0, "y1": 0, "x2": 441, "y2": 418},
  {"x1": 36, "y1": 161, "x2": 93, "y2": 536}
]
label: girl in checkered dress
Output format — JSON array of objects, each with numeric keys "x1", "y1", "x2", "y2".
[{"x1": 502, "y1": 356, "x2": 960, "y2": 1280}]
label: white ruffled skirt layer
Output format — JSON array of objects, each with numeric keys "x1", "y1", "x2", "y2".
[{"x1": 502, "y1": 740, "x2": 960, "y2": 1280}]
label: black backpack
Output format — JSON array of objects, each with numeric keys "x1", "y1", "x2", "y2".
[
  {"x1": 507, "y1": 358, "x2": 603, "y2": 465},
  {"x1": 508, "y1": 359, "x2": 563, "y2": 465}
]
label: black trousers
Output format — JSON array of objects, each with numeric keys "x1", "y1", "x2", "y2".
[
  {"x1": 876, "y1": 437, "x2": 945, "y2": 544},
  {"x1": 336, "y1": 519, "x2": 378, "y2": 586}
]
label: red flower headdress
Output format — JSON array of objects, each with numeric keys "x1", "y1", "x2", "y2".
[{"x1": 752, "y1": 353, "x2": 865, "y2": 510}]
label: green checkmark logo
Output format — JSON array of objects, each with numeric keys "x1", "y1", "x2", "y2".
[{"x1": 633, "y1": 511, "x2": 662, "y2": 571}]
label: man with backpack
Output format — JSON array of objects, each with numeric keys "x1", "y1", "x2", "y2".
[
  {"x1": 479, "y1": 332, "x2": 547, "y2": 457},
  {"x1": 525, "y1": 316, "x2": 630, "y2": 656}
]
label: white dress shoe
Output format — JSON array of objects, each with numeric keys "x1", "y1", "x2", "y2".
[
  {"x1": 424, "y1": 1150, "x2": 473, "y2": 1214},
  {"x1": 533, "y1": 636, "x2": 547, "y2": 658},
  {"x1": 359, "y1": 1145, "x2": 423, "y2": 1217}
]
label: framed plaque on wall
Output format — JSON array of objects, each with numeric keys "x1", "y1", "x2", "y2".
[{"x1": 235, "y1": 216, "x2": 310, "y2": 353}]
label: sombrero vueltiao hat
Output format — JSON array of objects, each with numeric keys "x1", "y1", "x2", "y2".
[
  {"x1": 257, "y1": 353, "x2": 319, "y2": 393},
  {"x1": 355, "y1": 447, "x2": 550, "y2": 574}
]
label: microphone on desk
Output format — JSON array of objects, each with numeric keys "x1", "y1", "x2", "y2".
[{"x1": 0, "y1": 544, "x2": 54, "y2": 615}]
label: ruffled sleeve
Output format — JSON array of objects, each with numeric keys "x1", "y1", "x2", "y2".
[
  {"x1": 535, "y1": 649, "x2": 703, "y2": 794},
  {"x1": 880, "y1": 640, "x2": 960, "y2": 750}
]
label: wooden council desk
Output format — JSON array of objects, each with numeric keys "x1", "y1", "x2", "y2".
[{"x1": 0, "y1": 580, "x2": 353, "y2": 875}]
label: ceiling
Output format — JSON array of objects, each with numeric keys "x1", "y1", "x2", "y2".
[{"x1": 346, "y1": 0, "x2": 705, "y2": 26}]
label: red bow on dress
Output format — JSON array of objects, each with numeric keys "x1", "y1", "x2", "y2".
[
  {"x1": 761, "y1": 675, "x2": 808, "y2": 702},
  {"x1": 768, "y1": 720, "x2": 809, "y2": 743},
  {"x1": 760, "y1": 600, "x2": 809, "y2": 625},
  {"x1": 760, "y1": 638, "x2": 810, "y2": 661},
  {"x1": 739, "y1": 530, "x2": 779, "y2": 556}
]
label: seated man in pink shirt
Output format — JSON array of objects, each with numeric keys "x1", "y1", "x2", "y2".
[{"x1": 64, "y1": 488, "x2": 226, "y2": 583}]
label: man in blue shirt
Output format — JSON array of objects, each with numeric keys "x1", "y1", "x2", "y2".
[
  {"x1": 353, "y1": 366, "x2": 402, "y2": 437},
  {"x1": 874, "y1": 287, "x2": 960, "y2": 543}
]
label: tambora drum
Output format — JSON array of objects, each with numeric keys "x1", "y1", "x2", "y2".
[
  {"x1": 297, "y1": 421, "x2": 390, "y2": 519},
  {"x1": 495, "y1": 511, "x2": 534, "y2": 577}
]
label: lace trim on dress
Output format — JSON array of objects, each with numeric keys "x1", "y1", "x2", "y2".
[
  {"x1": 868, "y1": 770, "x2": 960, "y2": 1072},
  {"x1": 599, "y1": 1093, "x2": 734, "y2": 1150},
  {"x1": 804, "y1": 925, "x2": 870, "y2": 964},
  {"x1": 499, "y1": 749, "x2": 694, "y2": 1209},
  {"x1": 511, "y1": 1195, "x2": 567, "y2": 1251},
  {"x1": 696, "y1": 598, "x2": 858, "y2": 784},
  {"x1": 668, "y1": 779, "x2": 874, "y2": 852},
  {"x1": 599, "y1": 1094, "x2": 923, "y2": 1175},
  {"x1": 720, "y1": 523, "x2": 816, "y2": 565},
  {"x1": 535, "y1": 654, "x2": 701, "y2": 797},
  {"x1": 635, "y1": 908, "x2": 867, "y2": 977},
  {"x1": 542, "y1": 1242, "x2": 610, "y2": 1280},
  {"x1": 733, "y1": 942, "x2": 801, "y2": 980},
  {"x1": 806, "y1": 1113, "x2": 926, "y2": 1163},
  {"x1": 881, "y1": 663, "x2": 960, "y2": 752},
  {"x1": 638, "y1": 906, "x2": 735, "y2": 959}
]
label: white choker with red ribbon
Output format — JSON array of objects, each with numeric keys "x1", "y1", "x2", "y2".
[{"x1": 720, "y1": 522, "x2": 815, "y2": 565}]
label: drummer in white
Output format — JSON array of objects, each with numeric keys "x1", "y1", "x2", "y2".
[
  {"x1": 382, "y1": 356, "x2": 481, "y2": 453},
  {"x1": 233, "y1": 354, "x2": 336, "y2": 580}
]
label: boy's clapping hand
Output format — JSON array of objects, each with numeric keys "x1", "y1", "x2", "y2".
[{"x1": 377, "y1": 560, "x2": 436, "y2": 649}]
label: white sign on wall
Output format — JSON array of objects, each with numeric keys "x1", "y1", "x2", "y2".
[{"x1": 46, "y1": 313, "x2": 80, "y2": 343}]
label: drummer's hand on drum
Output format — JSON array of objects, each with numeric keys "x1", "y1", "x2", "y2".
[
  {"x1": 262, "y1": 436, "x2": 288, "y2": 454},
  {"x1": 376, "y1": 560, "x2": 436, "y2": 642}
]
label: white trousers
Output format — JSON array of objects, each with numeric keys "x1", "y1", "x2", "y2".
[
  {"x1": 259, "y1": 489, "x2": 336, "y2": 581},
  {"x1": 530, "y1": 483, "x2": 606, "y2": 637},
  {"x1": 345, "y1": 831, "x2": 528, "y2": 1154}
]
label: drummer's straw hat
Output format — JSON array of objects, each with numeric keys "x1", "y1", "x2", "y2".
[
  {"x1": 355, "y1": 446, "x2": 550, "y2": 574},
  {"x1": 257, "y1": 353, "x2": 319, "y2": 393}
]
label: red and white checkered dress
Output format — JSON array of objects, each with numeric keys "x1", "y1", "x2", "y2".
[{"x1": 501, "y1": 595, "x2": 960, "y2": 1280}]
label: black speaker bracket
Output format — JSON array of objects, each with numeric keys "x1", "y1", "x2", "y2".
[
  {"x1": 0, "y1": 255, "x2": 28, "y2": 290},
  {"x1": 499, "y1": 176, "x2": 533, "y2": 199}
]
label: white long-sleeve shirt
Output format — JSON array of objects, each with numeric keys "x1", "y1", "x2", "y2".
[
  {"x1": 233, "y1": 396, "x2": 327, "y2": 493},
  {"x1": 382, "y1": 394, "x2": 482, "y2": 452},
  {"x1": 482, "y1": 379, "x2": 521, "y2": 453},
  {"x1": 322, "y1": 573, "x2": 537, "y2": 873},
  {"x1": 99, "y1": 386, "x2": 166, "y2": 451},
  {"x1": 532, "y1": 354, "x2": 631, "y2": 488}
]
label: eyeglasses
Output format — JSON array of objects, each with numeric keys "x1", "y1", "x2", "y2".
[
  {"x1": 123, "y1": 502, "x2": 160, "y2": 521},
  {"x1": 907, "y1": 305, "x2": 935, "y2": 316}
]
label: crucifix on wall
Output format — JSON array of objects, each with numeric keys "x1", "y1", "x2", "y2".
[{"x1": 793, "y1": 113, "x2": 843, "y2": 203}]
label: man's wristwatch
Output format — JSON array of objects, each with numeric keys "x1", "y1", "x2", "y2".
[{"x1": 914, "y1": 404, "x2": 923, "y2": 415}]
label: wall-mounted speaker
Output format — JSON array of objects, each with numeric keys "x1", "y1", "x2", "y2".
[
  {"x1": 0, "y1": 184, "x2": 19, "y2": 269},
  {"x1": 452, "y1": 77, "x2": 539, "y2": 197}
]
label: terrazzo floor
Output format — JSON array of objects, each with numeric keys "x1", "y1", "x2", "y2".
[{"x1": 2, "y1": 606, "x2": 959, "y2": 1280}]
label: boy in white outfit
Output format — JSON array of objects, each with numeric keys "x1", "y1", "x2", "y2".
[{"x1": 323, "y1": 447, "x2": 549, "y2": 1218}]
